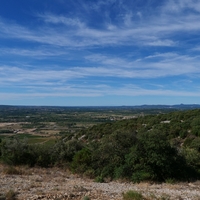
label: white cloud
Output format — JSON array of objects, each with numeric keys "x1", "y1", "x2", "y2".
[
  {"x1": 110, "y1": 85, "x2": 200, "y2": 97},
  {"x1": 1, "y1": 4, "x2": 200, "y2": 49},
  {"x1": 38, "y1": 13, "x2": 85, "y2": 28},
  {"x1": 164, "y1": 0, "x2": 200, "y2": 13},
  {"x1": 123, "y1": 12, "x2": 133, "y2": 27},
  {"x1": 0, "y1": 50, "x2": 200, "y2": 89},
  {"x1": 87, "y1": 0, "x2": 116, "y2": 12},
  {"x1": 146, "y1": 40, "x2": 176, "y2": 47},
  {"x1": 0, "y1": 85, "x2": 200, "y2": 102},
  {"x1": 0, "y1": 47, "x2": 68, "y2": 57},
  {"x1": 1, "y1": 1, "x2": 200, "y2": 105}
]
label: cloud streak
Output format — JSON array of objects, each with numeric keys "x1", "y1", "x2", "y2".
[
  {"x1": 0, "y1": 50, "x2": 200, "y2": 89},
  {"x1": 1, "y1": 1, "x2": 200, "y2": 49},
  {"x1": 1, "y1": 0, "x2": 200, "y2": 105}
]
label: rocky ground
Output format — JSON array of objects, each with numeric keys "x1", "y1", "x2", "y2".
[{"x1": 0, "y1": 164, "x2": 200, "y2": 200}]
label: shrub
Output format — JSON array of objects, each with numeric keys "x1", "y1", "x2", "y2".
[
  {"x1": 71, "y1": 148, "x2": 91, "y2": 173},
  {"x1": 181, "y1": 147, "x2": 200, "y2": 176},
  {"x1": 190, "y1": 137, "x2": 200, "y2": 152},
  {"x1": 95, "y1": 175, "x2": 104, "y2": 183},
  {"x1": 0, "y1": 138, "x2": 56, "y2": 167},
  {"x1": 125, "y1": 130, "x2": 188, "y2": 181},
  {"x1": 131, "y1": 171, "x2": 151, "y2": 183},
  {"x1": 83, "y1": 169, "x2": 95, "y2": 178},
  {"x1": 0, "y1": 138, "x2": 36, "y2": 166},
  {"x1": 82, "y1": 196, "x2": 90, "y2": 200},
  {"x1": 123, "y1": 190, "x2": 145, "y2": 200},
  {"x1": 52, "y1": 139, "x2": 83, "y2": 163},
  {"x1": 3, "y1": 166, "x2": 22, "y2": 175},
  {"x1": 34, "y1": 145, "x2": 53, "y2": 167},
  {"x1": 90, "y1": 131, "x2": 136, "y2": 179}
]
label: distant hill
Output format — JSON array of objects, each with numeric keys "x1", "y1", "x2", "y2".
[
  {"x1": 0, "y1": 104, "x2": 200, "y2": 110},
  {"x1": 124, "y1": 104, "x2": 200, "y2": 110}
]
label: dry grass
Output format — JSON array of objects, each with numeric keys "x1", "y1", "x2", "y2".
[
  {"x1": 3, "y1": 166, "x2": 23, "y2": 175},
  {"x1": 5, "y1": 189, "x2": 17, "y2": 200}
]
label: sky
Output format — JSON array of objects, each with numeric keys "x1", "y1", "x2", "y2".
[{"x1": 0, "y1": 0, "x2": 200, "y2": 106}]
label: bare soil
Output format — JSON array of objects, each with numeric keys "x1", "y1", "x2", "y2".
[{"x1": 0, "y1": 164, "x2": 200, "y2": 200}]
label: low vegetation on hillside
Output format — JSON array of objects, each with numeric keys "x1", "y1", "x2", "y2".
[{"x1": 0, "y1": 109, "x2": 200, "y2": 182}]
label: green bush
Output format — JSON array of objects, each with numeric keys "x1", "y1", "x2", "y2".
[
  {"x1": 34, "y1": 145, "x2": 53, "y2": 167},
  {"x1": 125, "y1": 130, "x2": 188, "y2": 181},
  {"x1": 131, "y1": 171, "x2": 151, "y2": 183},
  {"x1": 182, "y1": 147, "x2": 200, "y2": 175},
  {"x1": 52, "y1": 139, "x2": 83, "y2": 163},
  {"x1": 1, "y1": 138, "x2": 55, "y2": 167},
  {"x1": 123, "y1": 190, "x2": 145, "y2": 200},
  {"x1": 71, "y1": 148, "x2": 91, "y2": 173},
  {"x1": 190, "y1": 137, "x2": 200, "y2": 152},
  {"x1": 0, "y1": 138, "x2": 36, "y2": 166},
  {"x1": 90, "y1": 131, "x2": 136, "y2": 179},
  {"x1": 95, "y1": 174, "x2": 104, "y2": 183},
  {"x1": 82, "y1": 196, "x2": 90, "y2": 200}
]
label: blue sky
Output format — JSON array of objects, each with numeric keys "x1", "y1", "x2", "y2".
[{"x1": 0, "y1": 0, "x2": 200, "y2": 106}]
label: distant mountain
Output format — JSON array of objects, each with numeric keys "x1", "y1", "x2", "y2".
[
  {"x1": 0, "y1": 104, "x2": 200, "y2": 110},
  {"x1": 124, "y1": 104, "x2": 200, "y2": 110}
]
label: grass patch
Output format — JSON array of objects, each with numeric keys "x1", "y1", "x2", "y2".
[
  {"x1": 123, "y1": 190, "x2": 145, "y2": 200},
  {"x1": 165, "y1": 178, "x2": 176, "y2": 184},
  {"x1": 83, "y1": 196, "x2": 90, "y2": 200},
  {"x1": 43, "y1": 138, "x2": 57, "y2": 146},
  {"x1": 14, "y1": 133, "x2": 42, "y2": 139},
  {"x1": 3, "y1": 166, "x2": 22, "y2": 175},
  {"x1": 27, "y1": 138, "x2": 47, "y2": 144}
]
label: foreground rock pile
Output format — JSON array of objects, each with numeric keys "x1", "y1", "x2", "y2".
[{"x1": 0, "y1": 164, "x2": 200, "y2": 200}]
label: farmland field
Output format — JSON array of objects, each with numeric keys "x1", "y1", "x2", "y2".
[{"x1": 0, "y1": 105, "x2": 174, "y2": 143}]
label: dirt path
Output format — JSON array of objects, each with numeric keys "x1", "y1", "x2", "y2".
[{"x1": 0, "y1": 165, "x2": 200, "y2": 200}]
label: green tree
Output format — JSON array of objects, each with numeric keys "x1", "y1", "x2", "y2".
[
  {"x1": 71, "y1": 148, "x2": 92, "y2": 173},
  {"x1": 52, "y1": 139, "x2": 83, "y2": 163},
  {"x1": 0, "y1": 138, "x2": 36, "y2": 166},
  {"x1": 90, "y1": 131, "x2": 137, "y2": 179},
  {"x1": 125, "y1": 130, "x2": 186, "y2": 182}
]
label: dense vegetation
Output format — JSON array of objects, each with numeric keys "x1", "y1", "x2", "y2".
[{"x1": 1, "y1": 108, "x2": 200, "y2": 182}]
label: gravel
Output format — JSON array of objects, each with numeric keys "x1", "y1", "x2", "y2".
[{"x1": 0, "y1": 165, "x2": 200, "y2": 200}]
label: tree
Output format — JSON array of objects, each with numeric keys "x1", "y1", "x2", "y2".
[{"x1": 125, "y1": 130, "x2": 186, "y2": 182}]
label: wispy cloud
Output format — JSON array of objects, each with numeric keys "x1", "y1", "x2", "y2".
[
  {"x1": 164, "y1": 0, "x2": 200, "y2": 13},
  {"x1": 0, "y1": 85, "x2": 200, "y2": 102},
  {"x1": 1, "y1": 0, "x2": 200, "y2": 105},
  {"x1": 0, "y1": 47, "x2": 68, "y2": 57},
  {"x1": 1, "y1": 1, "x2": 200, "y2": 49},
  {"x1": 0, "y1": 51, "x2": 200, "y2": 88},
  {"x1": 38, "y1": 14, "x2": 85, "y2": 28}
]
